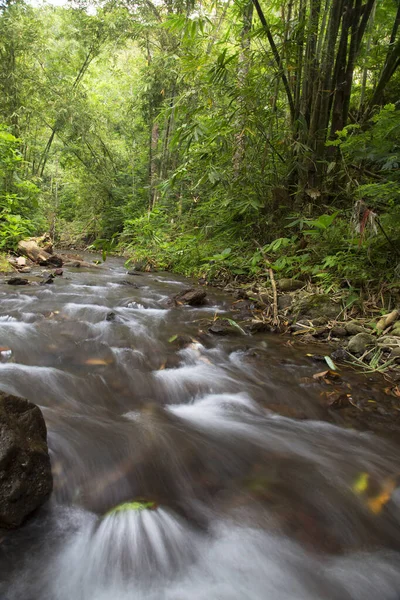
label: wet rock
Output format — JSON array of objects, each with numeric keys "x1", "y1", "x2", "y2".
[
  {"x1": 377, "y1": 336, "x2": 400, "y2": 349},
  {"x1": 46, "y1": 255, "x2": 63, "y2": 267},
  {"x1": 307, "y1": 354, "x2": 326, "y2": 363},
  {"x1": 126, "y1": 270, "x2": 143, "y2": 276},
  {"x1": 232, "y1": 288, "x2": 249, "y2": 300},
  {"x1": 19, "y1": 267, "x2": 31, "y2": 274},
  {"x1": 208, "y1": 319, "x2": 236, "y2": 335},
  {"x1": 171, "y1": 288, "x2": 207, "y2": 307},
  {"x1": 390, "y1": 347, "x2": 400, "y2": 361},
  {"x1": 345, "y1": 321, "x2": 367, "y2": 335},
  {"x1": 54, "y1": 268, "x2": 63, "y2": 276},
  {"x1": 312, "y1": 316, "x2": 329, "y2": 326},
  {"x1": 127, "y1": 260, "x2": 147, "y2": 272},
  {"x1": 106, "y1": 311, "x2": 116, "y2": 322},
  {"x1": 331, "y1": 347, "x2": 351, "y2": 362},
  {"x1": 40, "y1": 274, "x2": 55, "y2": 285},
  {"x1": 244, "y1": 321, "x2": 270, "y2": 334},
  {"x1": 292, "y1": 294, "x2": 339, "y2": 320},
  {"x1": 347, "y1": 333, "x2": 376, "y2": 355},
  {"x1": 330, "y1": 326, "x2": 347, "y2": 338},
  {"x1": 277, "y1": 278, "x2": 305, "y2": 292},
  {"x1": 300, "y1": 333, "x2": 317, "y2": 344},
  {"x1": 278, "y1": 294, "x2": 293, "y2": 310},
  {"x1": 312, "y1": 326, "x2": 329, "y2": 339},
  {"x1": 168, "y1": 334, "x2": 193, "y2": 349},
  {"x1": 0, "y1": 393, "x2": 52, "y2": 528},
  {"x1": 64, "y1": 260, "x2": 98, "y2": 268},
  {"x1": 7, "y1": 277, "x2": 29, "y2": 286},
  {"x1": 120, "y1": 279, "x2": 141, "y2": 288},
  {"x1": 64, "y1": 261, "x2": 81, "y2": 268},
  {"x1": 390, "y1": 323, "x2": 400, "y2": 336},
  {"x1": 232, "y1": 299, "x2": 254, "y2": 320}
]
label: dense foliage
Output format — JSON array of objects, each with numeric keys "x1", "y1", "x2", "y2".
[{"x1": 0, "y1": 0, "x2": 399, "y2": 293}]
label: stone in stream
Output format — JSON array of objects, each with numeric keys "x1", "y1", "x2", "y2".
[
  {"x1": 120, "y1": 279, "x2": 141, "y2": 288},
  {"x1": 170, "y1": 287, "x2": 207, "y2": 307},
  {"x1": 209, "y1": 319, "x2": 237, "y2": 335},
  {"x1": 0, "y1": 393, "x2": 53, "y2": 528},
  {"x1": 7, "y1": 277, "x2": 29, "y2": 286},
  {"x1": 40, "y1": 274, "x2": 55, "y2": 285}
]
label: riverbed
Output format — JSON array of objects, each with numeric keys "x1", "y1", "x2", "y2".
[{"x1": 1, "y1": 257, "x2": 400, "y2": 600}]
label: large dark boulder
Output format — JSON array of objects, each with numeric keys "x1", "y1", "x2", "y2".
[{"x1": 0, "y1": 393, "x2": 53, "y2": 528}]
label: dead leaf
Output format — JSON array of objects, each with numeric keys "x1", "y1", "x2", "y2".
[
  {"x1": 313, "y1": 370, "x2": 330, "y2": 380},
  {"x1": 313, "y1": 369, "x2": 340, "y2": 381},
  {"x1": 84, "y1": 358, "x2": 111, "y2": 366},
  {"x1": 367, "y1": 478, "x2": 397, "y2": 514}
]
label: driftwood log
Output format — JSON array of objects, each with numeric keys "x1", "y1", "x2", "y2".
[{"x1": 18, "y1": 240, "x2": 63, "y2": 267}]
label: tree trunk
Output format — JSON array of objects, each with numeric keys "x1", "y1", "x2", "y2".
[
  {"x1": 18, "y1": 240, "x2": 63, "y2": 267},
  {"x1": 149, "y1": 121, "x2": 159, "y2": 211},
  {"x1": 233, "y1": 0, "x2": 253, "y2": 177}
]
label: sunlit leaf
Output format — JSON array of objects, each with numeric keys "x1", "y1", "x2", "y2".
[
  {"x1": 352, "y1": 472, "x2": 369, "y2": 494},
  {"x1": 105, "y1": 501, "x2": 157, "y2": 517}
]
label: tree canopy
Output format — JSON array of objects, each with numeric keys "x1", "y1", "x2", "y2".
[{"x1": 0, "y1": 0, "x2": 399, "y2": 290}]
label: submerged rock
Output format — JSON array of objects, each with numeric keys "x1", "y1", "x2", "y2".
[{"x1": 0, "y1": 393, "x2": 53, "y2": 528}]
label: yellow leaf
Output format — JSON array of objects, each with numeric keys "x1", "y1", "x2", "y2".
[
  {"x1": 85, "y1": 358, "x2": 110, "y2": 365},
  {"x1": 353, "y1": 472, "x2": 369, "y2": 494}
]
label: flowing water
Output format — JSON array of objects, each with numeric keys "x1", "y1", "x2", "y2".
[{"x1": 1, "y1": 257, "x2": 400, "y2": 600}]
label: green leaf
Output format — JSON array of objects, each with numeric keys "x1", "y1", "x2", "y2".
[
  {"x1": 324, "y1": 355, "x2": 338, "y2": 371},
  {"x1": 104, "y1": 501, "x2": 157, "y2": 517},
  {"x1": 227, "y1": 318, "x2": 247, "y2": 335}
]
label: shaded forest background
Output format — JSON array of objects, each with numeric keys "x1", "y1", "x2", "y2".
[{"x1": 0, "y1": 0, "x2": 399, "y2": 294}]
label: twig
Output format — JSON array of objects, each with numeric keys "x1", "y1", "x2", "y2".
[
  {"x1": 254, "y1": 240, "x2": 279, "y2": 327},
  {"x1": 269, "y1": 267, "x2": 279, "y2": 326}
]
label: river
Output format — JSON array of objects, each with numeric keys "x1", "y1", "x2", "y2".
[{"x1": 1, "y1": 257, "x2": 400, "y2": 600}]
